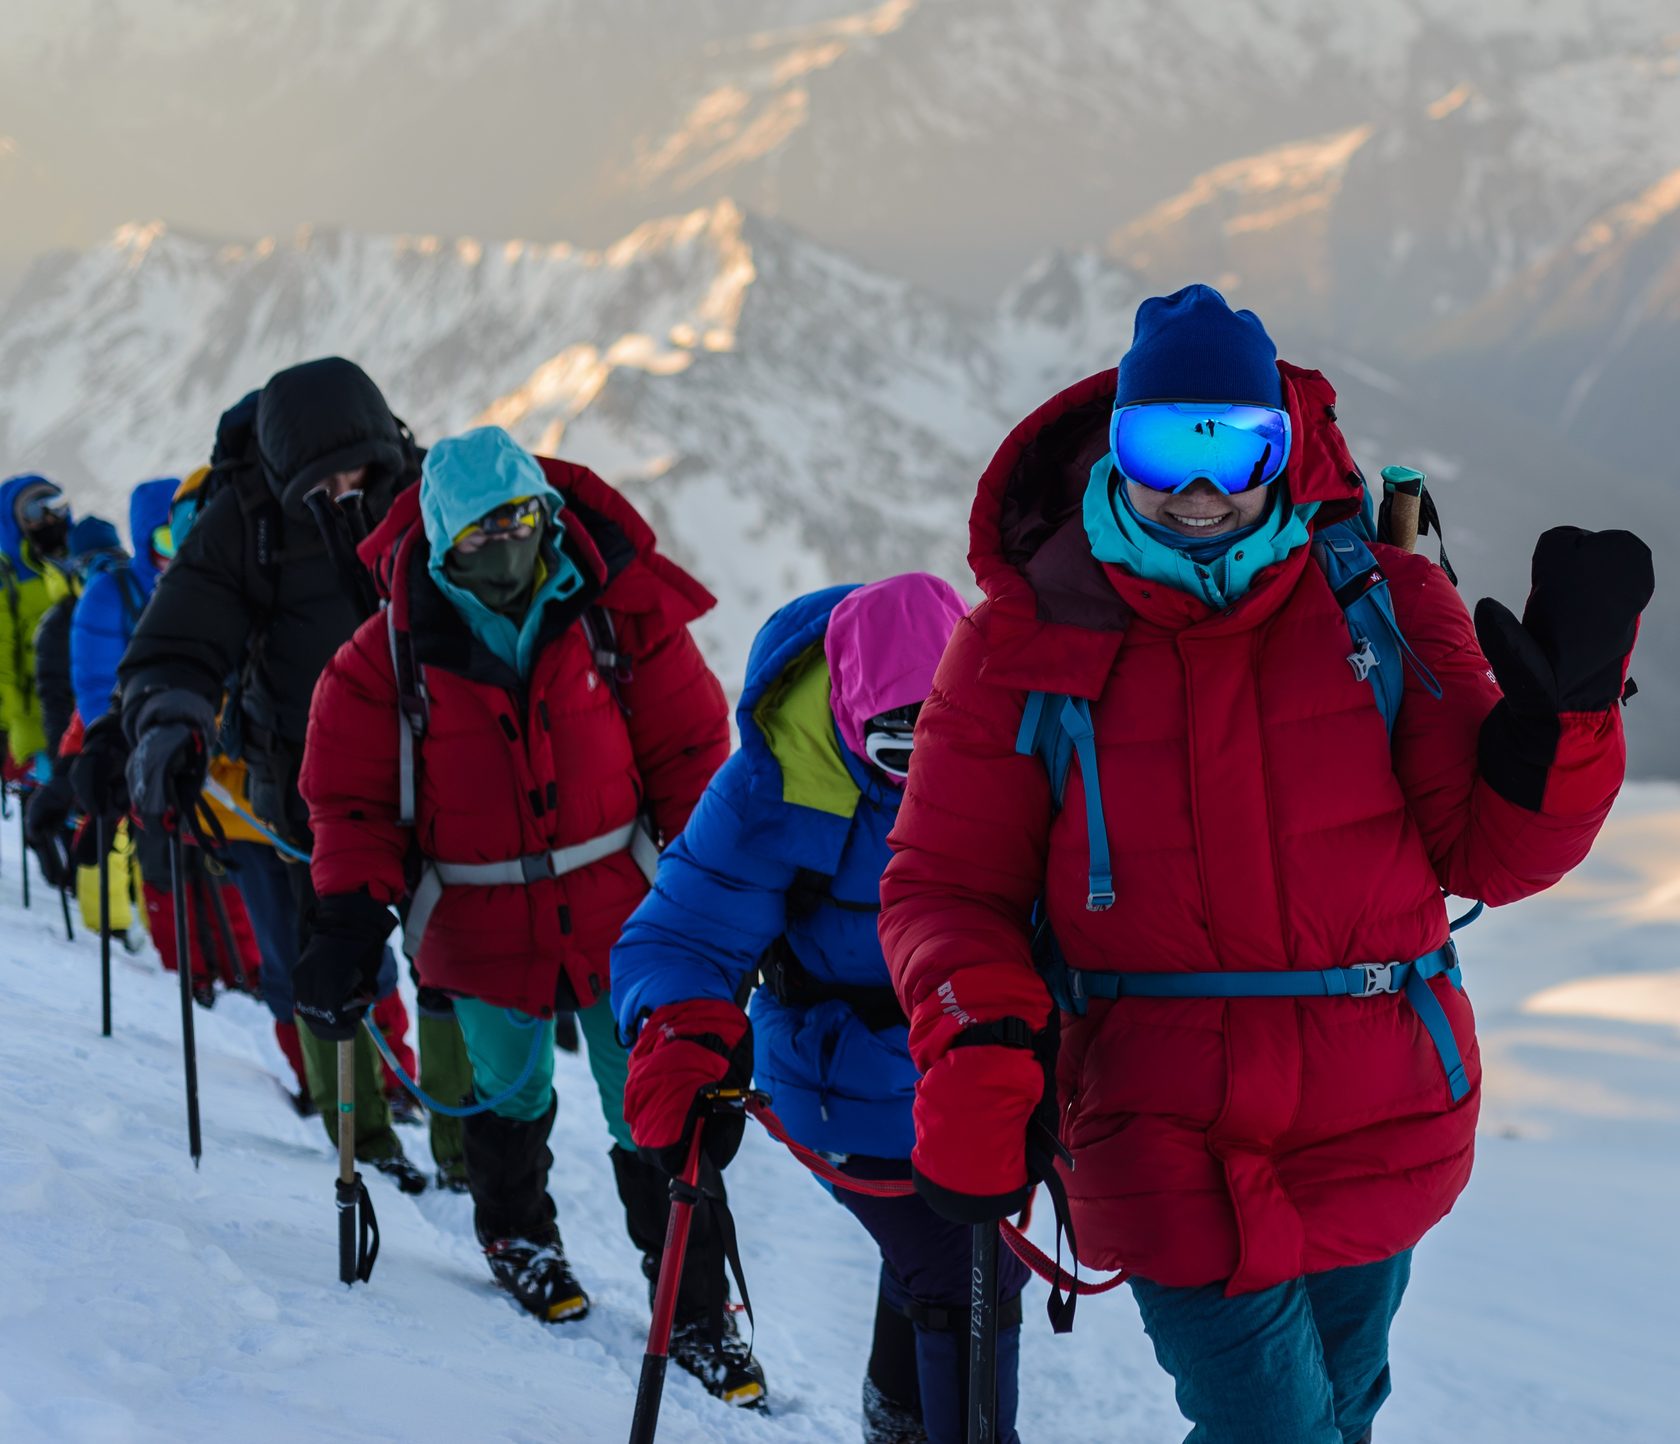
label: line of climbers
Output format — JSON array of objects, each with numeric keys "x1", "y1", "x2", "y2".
[{"x1": 9, "y1": 280, "x2": 1654, "y2": 1444}]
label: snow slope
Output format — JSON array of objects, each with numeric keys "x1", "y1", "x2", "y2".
[{"x1": 1, "y1": 786, "x2": 1676, "y2": 1442}]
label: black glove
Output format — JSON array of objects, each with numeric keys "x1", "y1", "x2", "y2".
[
  {"x1": 124, "y1": 690, "x2": 215, "y2": 824},
  {"x1": 24, "y1": 777, "x2": 75, "y2": 890},
  {"x1": 1475, "y1": 527, "x2": 1654, "y2": 809},
  {"x1": 293, "y1": 891, "x2": 393, "y2": 1042},
  {"x1": 71, "y1": 711, "x2": 132, "y2": 823}
]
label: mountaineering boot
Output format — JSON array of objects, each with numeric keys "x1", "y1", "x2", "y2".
[
  {"x1": 463, "y1": 1091, "x2": 588, "y2": 1322},
  {"x1": 668, "y1": 1311, "x2": 768, "y2": 1410},
  {"x1": 863, "y1": 1277, "x2": 924, "y2": 1441},
  {"x1": 483, "y1": 1233, "x2": 589, "y2": 1323},
  {"x1": 610, "y1": 1144, "x2": 767, "y2": 1408},
  {"x1": 386, "y1": 1090, "x2": 425, "y2": 1127},
  {"x1": 367, "y1": 1151, "x2": 428, "y2": 1194},
  {"x1": 863, "y1": 1377, "x2": 927, "y2": 1443}
]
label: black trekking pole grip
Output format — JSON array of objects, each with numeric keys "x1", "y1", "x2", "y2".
[
  {"x1": 969, "y1": 1221, "x2": 1000, "y2": 1444},
  {"x1": 169, "y1": 831, "x2": 203, "y2": 1166},
  {"x1": 336, "y1": 1037, "x2": 378, "y2": 1285},
  {"x1": 97, "y1": 816, "x2": 112, "y2": 1037}
]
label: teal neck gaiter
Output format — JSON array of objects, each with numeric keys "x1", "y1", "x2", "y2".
[{"x1": 1082, "y1": 455, "x2": 1317, "y2": 609}]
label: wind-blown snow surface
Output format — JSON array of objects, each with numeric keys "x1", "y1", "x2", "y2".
[{"x1": 2, "y1": 789, "x2": 1676, "y2": 1442}]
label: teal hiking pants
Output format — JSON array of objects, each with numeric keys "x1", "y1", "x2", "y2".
[{"x1": 454, "y1": 995, "x2": 633, "y2": 1148}]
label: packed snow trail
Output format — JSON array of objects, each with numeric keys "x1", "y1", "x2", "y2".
[{"x1": 2, "y1": 790, "x2": 1677, "y2": 1442}]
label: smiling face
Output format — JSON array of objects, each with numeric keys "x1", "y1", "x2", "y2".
[{"x1": 1126, "y1": 477, "x2": 1271, "y2": 539}]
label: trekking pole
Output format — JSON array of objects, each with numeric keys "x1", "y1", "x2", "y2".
[
  {"x1": 968, "y1": 1221, "x2": 1001, "y2": 1444},
  {"x1": 19, "y1": 797, "x2": 30, "y2": 909},
  {"x1": 59, "y1": 883, "x2": 74, "y2": 941},
  {"x1": 169, "y1": 831, "x2": 203, "y2": 1166},
  {"x1": 336, "y1": 1036, "x2": 379, "y2": 1285},
  {"x1": 97, "y1": 815, "x2": 112, "y2": 1037},
  {"x1": 628, "y1": 1117, "x2": 709, "y2": 1444},
  {"x1": 206, "y1": 871, "x2": 251, "y2": 995}
]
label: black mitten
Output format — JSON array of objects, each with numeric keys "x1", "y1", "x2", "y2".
[{"x1": 1475, "y1": 527, "x2": 1653, "y2": 808}]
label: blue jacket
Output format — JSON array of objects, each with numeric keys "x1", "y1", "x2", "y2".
[
  {"x1": 70, "y1": 479, "x2": 175, "y2": 722},
  {"x1": 612, "y1": 585, "x2": 920, "y2": 1159}
]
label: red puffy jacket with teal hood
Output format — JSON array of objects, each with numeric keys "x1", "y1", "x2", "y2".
[
  {"x1": 879, "y1": 359, "x2": 1628, "y2": 1295},
  {"x1": 301, "y1": 429, "x2": 729, "y2": 1015}
]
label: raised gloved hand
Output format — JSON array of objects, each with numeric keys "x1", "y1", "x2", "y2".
[
  {"x1": 623, "y1": 998, "x2": 753, "y2": 1176},
  {"x1": 70, "y1": 711, "x2": 132, "y2": 824},
  {"x1": 292, "y1": 891, "x2": 393, "y2": 1042},
  {"x1": 124, "y1": 690, "x2": 215, "y2": 825},
  {"x1": 24, "y1": 777, "x2": 75, "y2": 890},
  {"x1": 1475, "y1": 527, "x2": 1654, "y2": 809}
]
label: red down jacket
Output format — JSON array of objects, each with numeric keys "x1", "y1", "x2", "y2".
[
  {"x1": 301, "y1": 459, "x2": 729, "y2": 1016},
  {"x1": 880, "y1": 363, "x2": 1627, "y2": 1294}
]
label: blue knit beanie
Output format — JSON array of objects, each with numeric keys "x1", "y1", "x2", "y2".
[
  {"x1": 67, "y1": 516, "x2": 121, "y2": 557},
  {"x1": 1114, "y1": 284, "x2": 1282, "y2": 408}
]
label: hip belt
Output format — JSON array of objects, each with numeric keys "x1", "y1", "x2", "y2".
[
  {"x1": 403, "y1": 820, "x2": 659, "y2": 959},
  {"x1": 1050, "y1": 942, "x2": 1469, "y2": 1102}
]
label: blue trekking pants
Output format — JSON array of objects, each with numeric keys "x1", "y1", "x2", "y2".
[
  {"x1": 1129, "y1": 1250, "x2": 1412, "y2": 1444},
  {"x1": 832, "y1": 1155, "x2": 1029, "y2": 1444}
]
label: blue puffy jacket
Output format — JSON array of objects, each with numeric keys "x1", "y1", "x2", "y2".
[
  {"x1": 70, "y1": 479, "x2": 176, "y2": 723},
  {"x1": 612, "y1": 585, "x2": 920, "y2": 1159}
]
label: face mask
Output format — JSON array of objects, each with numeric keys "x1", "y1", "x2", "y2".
[
  {"x1": 444, "y1": 530, "x2": 542, "y2": 616},
  {"x1": 26, "y1": 514, "x2": 70, "y2": 560}
]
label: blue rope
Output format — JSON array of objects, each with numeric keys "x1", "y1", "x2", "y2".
[
  {"x1": 206, "y1": 785, "x2": 314, "y2": 864},
  {"x1": 361, "y1": 1010, "x2": 547, "y2": 1119}
]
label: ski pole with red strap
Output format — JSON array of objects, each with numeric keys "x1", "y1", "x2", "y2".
[{"x1": 628, "y1": 1087, "x2": 746, "y2": 1444}]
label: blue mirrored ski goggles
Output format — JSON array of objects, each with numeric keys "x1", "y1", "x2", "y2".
[{"x1": 1109, "y1": 401, "x2": 1292, "y2": 496}]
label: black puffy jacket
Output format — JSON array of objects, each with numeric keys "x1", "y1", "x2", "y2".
[{"x1": 118, "y1": 358, "x2": 417, "y2": 837}]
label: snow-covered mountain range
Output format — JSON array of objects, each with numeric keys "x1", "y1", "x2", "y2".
[
  {"x1": 1, "y1": 200, "x2": 1673, "y2": 773},
  {"x1": 1, "y1": 0, "x2": 1674, "y2": 768}
]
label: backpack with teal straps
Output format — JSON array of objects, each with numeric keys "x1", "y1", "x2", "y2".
[{"x1": 1016, "y1": 466, "x2": 1478, "y2": 1103}]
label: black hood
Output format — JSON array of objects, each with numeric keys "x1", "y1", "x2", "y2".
[{"x1": 255, "y1": 357, "x2": 409, "y2": 512}]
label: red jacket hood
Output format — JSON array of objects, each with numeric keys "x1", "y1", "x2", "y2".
[
  {"x1": 359, "y1": 455, "x2": 714, "y2": 631},
  {"x1": 966, "y1": 360, "x2": 1367, "y2": 696}
]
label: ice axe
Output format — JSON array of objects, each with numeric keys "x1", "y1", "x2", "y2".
[{"x1": 336, "y1": 1037, "x2": 379, "y2": 1285}]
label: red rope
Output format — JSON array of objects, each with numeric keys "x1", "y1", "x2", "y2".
[{"x1": 743, "y1": 1098, "x2": 1130, "y2": 1299}]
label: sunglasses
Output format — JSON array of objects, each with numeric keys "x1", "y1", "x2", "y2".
[
  {"x1": 1109, "y1": 401, "x2": 1292, "y2": 496},
  {"x1": 863, "y1": 703, "x2": 922, "y2": 780},
  {"x1": 17, "y1": 488, "x2": 69, "y2": 529},
  {"x1": 151, "y1": 523, "x2": 177, "y2": 560},
  {"x1": 452, "y1": 497, "x2": 544, "y2": 555}
]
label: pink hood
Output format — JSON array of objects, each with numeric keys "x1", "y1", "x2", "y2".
[{"x1": 825, "y1": 572, "x2": 968, "y2": 773}]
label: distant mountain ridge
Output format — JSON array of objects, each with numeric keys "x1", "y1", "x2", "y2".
[{"x1": 1, "y1": 199, "x2": 1672, "y2": 774}]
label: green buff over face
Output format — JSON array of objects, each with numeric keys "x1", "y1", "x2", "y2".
[{"x1": 445, "y1": 531, "x2": 542, "y2": 616}]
